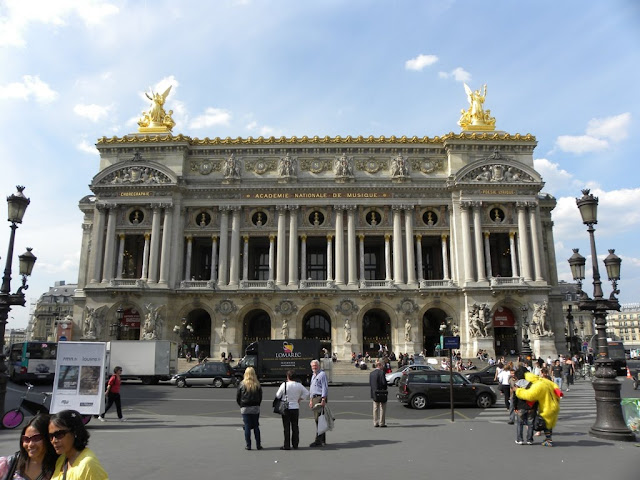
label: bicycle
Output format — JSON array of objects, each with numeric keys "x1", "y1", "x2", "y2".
[{"x1": 2, "y1": 383, "x2": 92, "y2": 429}]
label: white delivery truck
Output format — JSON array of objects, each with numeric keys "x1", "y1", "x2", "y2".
[{"x1": 107, "y1": 340, "x2": 178, "y2": 385}]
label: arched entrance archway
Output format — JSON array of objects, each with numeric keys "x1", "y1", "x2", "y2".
[
  {"x1": 493, "y1": 306, "x2": 517, "y2": 356},
  {"x1": 422, "y1": 308, "x2": 448, "y2": 356},
  {"x1": 184, "y1": 308, "x2": 212, "y2": 357},
  {"x1": 302, "y1": 310, "x2": 332, "y2": 354},
  {"x1": 362, "y1": 309, "x2": 391, "y2": 356},
  {"x1": 243, "y1": 310, "x2": 271, "y2": 352}
]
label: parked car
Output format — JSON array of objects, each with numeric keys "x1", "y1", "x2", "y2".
[
  {"x1": 397, "y1": 370, "x2": 496, "y2": 409},
  {"x1": 463, "y1": 364, "x2": 498, "y2": 385},
  {"x1": 386, "y1": 365, "x2": 434, "y2": 386},
  {"x1": 170, "y1": 361, "x2": 235, "y2": 388}
]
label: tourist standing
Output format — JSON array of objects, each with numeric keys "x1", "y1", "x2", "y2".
[
  {"x1": 369, "y1": 360, "x2": 388, "y2": 427},
  {"x1": 236, "y1": 367, "x2": 263, "y2": 450},
  {"x1": 275, "y1": 370, "x2": 309, "y2": 450},
  {"x1": 308, "y1": 359, "x2": 329, "y2": 447}
]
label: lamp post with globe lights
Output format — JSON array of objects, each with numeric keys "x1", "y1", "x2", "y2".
[
  {"x1": 0, "y1": 186, "x2": 37, "y2": 417},
  {"x1": 520, "y1": 304, "x2": 532, "y2": 366},
  {"x1": 109, "y1": 306, "x2": 129, "y2": 340},
  {"x1": 173, "y1": 318, "x2": 194, "y2": 357},
  {"x1": 567, "y1": 189, "x2": 635, "y2": 441}
]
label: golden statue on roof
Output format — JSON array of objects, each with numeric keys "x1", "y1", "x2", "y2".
[
  {"x1": 138, "y1": 86, "x2": 175, "y2": 133},
  {"x1": 458, "y1": 83, "x2": 496, "y2": 131}
]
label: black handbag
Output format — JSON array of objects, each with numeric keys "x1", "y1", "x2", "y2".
[
  {"x1": 374, "y1": 389, "x2": 388, "y2": 403},
  {"x1": 272, "y1": 382, "x2": 289, "y2": 414}
]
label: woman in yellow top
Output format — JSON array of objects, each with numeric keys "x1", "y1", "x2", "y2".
[{"x1": 48, "y1": 410, "x2": 108, "y2": 480}]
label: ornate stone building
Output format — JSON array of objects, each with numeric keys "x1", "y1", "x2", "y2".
[
  {"x1": 70, "y1": 86, "x2": 565, "y2": 359},
  {"x1": 30, "y1": 281, "x2": 77, "y2": 341}
]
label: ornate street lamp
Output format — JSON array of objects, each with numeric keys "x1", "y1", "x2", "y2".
[
  {"x1": 1, "y1": 186, "x2": 37, "y2": 417},
  {"x1": 568, "y1": 189, "x2": 635, "y2": 441},
  {"x1": 173, "y1": 317, "x2": 194, "y2": 357},
  {"x1": 109, "y1": 306, "x2": 129, "y2": 340},
  {"x1": 520, "y1": 304, "x2": 532, "y2": 366}
]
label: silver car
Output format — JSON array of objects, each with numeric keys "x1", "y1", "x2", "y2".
[{"x1": 386, "y1": 364, "x2": 434, "y2": 386}]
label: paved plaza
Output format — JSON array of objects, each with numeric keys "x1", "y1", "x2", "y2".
[{"x1": 1, "y1": 378, "x2": 637, "y2": 480}]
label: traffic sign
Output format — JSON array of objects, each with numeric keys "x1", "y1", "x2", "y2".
[{"x1": 443, "y1": 336, "x2": 460, "y2": 349}]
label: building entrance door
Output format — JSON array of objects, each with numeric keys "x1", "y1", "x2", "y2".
[
  {"x1": 362, "y1": 309, "x2": 391, "y2": 356},
  {"x1": 243, "y1": 310, "x2": 271, "y2": 352}
]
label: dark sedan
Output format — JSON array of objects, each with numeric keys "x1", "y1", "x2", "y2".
[
  {"x1": 463, "y1": 364, "x2": 498, "y2": 385},
  {"x1": 397, "y1": 370, "x2": 496, "y2": 409}
]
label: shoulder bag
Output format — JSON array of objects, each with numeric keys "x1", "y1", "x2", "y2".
[{"x1": 272, "y1": 382, "x2": 289, "y2": 415}]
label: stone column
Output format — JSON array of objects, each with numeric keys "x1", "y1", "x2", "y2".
[
  {"x1": 300, "y1": 235, "x2": 307, "y2": 281},
  {"x1": 415, "y1": 234, "x2": 423, "y2": 282},
  {"x1": 78, "y1": 224, "x2": 92, "y2": 288},
  {"x1": 229, "y1": 207, "x2": 241, "y2": 286},
  {"x1": 460, "y1": 202, "x2": 474, "y2": 283},
  {"x1": 326, "y1": 234, "x2": 334, "y2": 281},
  {"x1": 183, "y1": 235, "x2": 192, "y2": 281},
  {"x1": 147, "y1": 206, "x2": 162, "y2": 283},
  {"x1": 404, "y1": 206, "x2": 417, "y2": 286},
  {"x1": 89, "y1": 205, "x2": 106, "y2": 283},
  {"x1": 101, "y1": 207, "x2": 117, "y2": 282},
  {"x1": 384, "y1": 234, "x2": 392, "y2": 281},
  {"x1": 116, "y1": 234, "x2": 125, "y2": 279},
  {"x1": 483, "y1": 232, "x2": 493, "y2": 278},
  {"x1": 472, "y1": 202, "x2": 486, "y2": 282},
  {"x1": 242, "y1": 235, "x2": 249, "y2": 281},
  {"x1": 268, "y1": 234, "x2": 275, "y2": 282},
  {"x1": 276, "y1": 206, "x2": 287, "y2": 285},
  {"x1": 392, "y1": 206, "x2": 404, "y2": 284},
  {"x1": 359, "y1": 234, "x2": 365, "y2": 282},
  {"x1": 142, "y1": 233, "x2": 151, "y2": 280},
  {"x1": 529, "y1": 202, "x2": 544, "y2": 281},
  {"x1": 288, "y1": 206, "x2": 299, "y2": 286},
  {"x1": 347, "y1": 206, "x2": 358, "y2": 286},
  {"x1": 441, "y1": 234, "x2": 451, "y2": 281},
  {"x1": 159, "y1": 207, "x2": 173, "y2": 285},
  {"x1": 209, "y1": 235, "x2": 218, "y2": 284},
  {"x1": 334, "y1": 207, "x2": 345, "y2": 285},
  {"x1": 509, "y1": 231, "x2": 519, "y2": 277},
  {"x1": 218, "y1": 208, "x2": 230, "y2": 286},
  {"x1": 517, "y1": 203, "x2": 533, "y2": 281}
]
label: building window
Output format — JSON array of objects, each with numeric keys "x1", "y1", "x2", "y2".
[{"x1": 307, "y1": 247, "x2": 326, "y2": 280}]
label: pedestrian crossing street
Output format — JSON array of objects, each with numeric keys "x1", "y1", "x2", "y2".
[{"x1": 474, "y1": 380, "x2": 597, "y2": 427}]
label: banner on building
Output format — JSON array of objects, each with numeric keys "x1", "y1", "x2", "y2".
[{"x1": 51, "y1": 341, "x2": 107, "y2": 415}]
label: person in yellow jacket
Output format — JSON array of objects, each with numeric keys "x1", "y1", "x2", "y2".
[{"x1": 515, "y1": 370, "x2": 563, "y2": 447}]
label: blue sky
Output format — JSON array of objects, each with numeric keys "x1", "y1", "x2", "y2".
[{"x1": 1, "y1": 0, "x2": 639, "y2": 330}]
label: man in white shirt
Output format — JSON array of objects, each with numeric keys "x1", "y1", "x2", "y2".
[{"x1": 498, "y1": 366, "x2": 512, "y2": 410}]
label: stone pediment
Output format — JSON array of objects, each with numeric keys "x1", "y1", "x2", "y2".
[
  {"x1": 460, "y1": 163, "x2": 535, "y2": 183},
  {"x1": 93, "y1": 161, "x2": 177, "y2": 187}
]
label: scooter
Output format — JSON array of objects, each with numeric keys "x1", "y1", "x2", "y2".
[{"x1": 2, "y1": 383, "x2": 91, "y2": 429}]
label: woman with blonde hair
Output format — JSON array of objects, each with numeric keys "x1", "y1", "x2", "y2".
[{"x1": 236, "y1": 367, "x2": 263, "y2": 450}]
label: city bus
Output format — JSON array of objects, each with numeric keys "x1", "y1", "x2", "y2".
[
  {"x1": 8, "y1": 342, "x2": 57, "y2": 384},
  {"x1": 607, "y1": 341, "x2": 627, "y2": 376}
]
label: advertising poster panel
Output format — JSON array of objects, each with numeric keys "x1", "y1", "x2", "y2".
[{"x1": 51, "y1": 342, "x2": 107, "y2": 415}]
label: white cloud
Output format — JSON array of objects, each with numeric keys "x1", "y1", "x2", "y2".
[
  {"x1": 0, "y1": 0, "x2": 119, "y2": 47},
  {"x1": 405, "y1": 54, "x2": 439, "y2": 71},
  {"x1": 76, "y1": 139, "x2": 99, "y2": 155},
  {"x1": 73, "y1": 103, "x2": 112, "y2": 122},
  {"x1": 586, "y1": 112, "x2": 631, "y2": 142},
  {"x1": 555, "y1": 135, "x2": 608, "y2": 154},
  {"x1": 189, "y1": 107, "x2": 232, "y2": 129},
  {"x1": 533, "y1": 158, "x2": 580, "y2": 195},
  {"x1": 0, "y1": 75, "x2": 58, "y2": 103},
  {"x1": 554, "y1": 113, "x2": 631, "y2": 154},
  {"x1": 438, "y1": 67, "x2": 471, "y2": 83}
]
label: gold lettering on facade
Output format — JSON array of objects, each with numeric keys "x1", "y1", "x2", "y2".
[
  {"x1": 120, "y1": 192, "x2": 153, "y2": 197},
  {"x1": 245, "y1": 191, "x2": 389, "y2": 199},
  {"x1": 480, "y1": 189, "x2": 516, "y2": 195}
]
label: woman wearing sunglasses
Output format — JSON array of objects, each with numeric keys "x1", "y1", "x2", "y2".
[
  {"x1": 48, "y1": 410, "x2": 108, "y2": 480},
  {"x1": 0, "y1": 414, "x2": 58, "y2": 480}
]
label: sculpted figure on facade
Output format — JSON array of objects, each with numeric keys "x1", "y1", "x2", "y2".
[
  {"x1": 278, "y1": 152, "x2": 297, "y2": 177},
  {"x1": 335, "y1": 153, "x2": 354, "y2": 177},
  {"x1": 458, "y1": 83, "x2": 496, "y2": 130},
  {"x1": 404, "y1": 318, "x2": 412, "y2": 342},
  {"x1": 281, "y1": 318, "x2": 289, "y2": 339},
  {"x1": 138, "y1": 86, "x2": 175, "y2": 131},
  {"x1": 220, "y1": 319, "x2": 228, "y2": 343},
  {"x1": 142, "y1": 304, "x2": 163, "y2": 340},
  {"x1": 391, "y1": 153, "x2": 409, "y2": 177},
  {"x1": 83, "y1": 306, "x2": 104, "y2": 339},
  {"x1": 468, "y1": 303, "x2": 491, "y2": 337},
  {"x1": 530, "y1": 301, "x2": 553, "y2": 336},
  {"x1": 223, "y1": 153, "x2": 241, "y2": 179},
  {"x1": 344, "y1": 318, "x2": 351, "y2": 343}
]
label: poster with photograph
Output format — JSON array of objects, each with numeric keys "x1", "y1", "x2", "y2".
[{"x1": 51, "y1": 342, "x2": 107, "y2": 415}]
